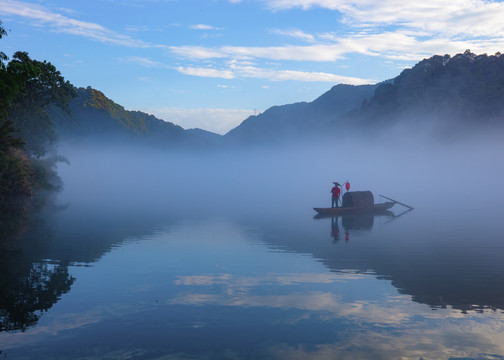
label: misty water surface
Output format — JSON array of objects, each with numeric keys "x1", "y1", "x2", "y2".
[{"x1": 1, "y1": 135, "x2": 504, "y2": 359}]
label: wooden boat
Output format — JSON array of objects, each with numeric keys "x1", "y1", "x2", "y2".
[
  {"x1": 313, "y1": 190, "x2": 411, "y2": 216},
  {"x1": 313, "y1": 201, "x2": 395, "y2": 216}
]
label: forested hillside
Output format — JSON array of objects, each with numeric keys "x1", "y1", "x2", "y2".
[
  {"x1": 350, "y1": 50, "x2": 504, "y2": 131},
  {"x1": 49, "y1": 87, "x2": 220, "y2": 148}
]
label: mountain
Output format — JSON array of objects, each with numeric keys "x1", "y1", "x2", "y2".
[
  {"x1": 224, "y1": 83, "x2": 379, "y2": 144},
  {"x1": 349, "y1": 50, "x2": 504, "y2": 132},
  {"x1": 49, "y1": 87, "x2": 221, "y2": 148},
  {"x1": 50, "y1": 51, "x2": 504, "y2": 149},
  {"x1": 226, "y1": 50, "x2": 504, "y2": 144}
]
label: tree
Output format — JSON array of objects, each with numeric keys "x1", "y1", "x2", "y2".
[
  {"x1": 0, "y1": 120, "x2": 33, "y2": 197},
  {"x1": 0, "y1": 21, "x2": 33, "y2": 198},
  {"x1": 0, "y1": 20, "x2": 75, "y2": 197},
  {"x1": 6, "y1": 52, "x2": 75, "y2": 157},
  {"x1": 0, "y1": 20, "x2": 7, "y2": 70},
  {"x1": 0, "y1": 20, "x2": 19, "y2": 118}
]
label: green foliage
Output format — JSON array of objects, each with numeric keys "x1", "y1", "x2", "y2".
[
  {"x1": 50, "y1": 86, "x2": 190, "y2": 147},
  {"x1": 0, "y1": 146, "x2": 34, "y2": 198},
  {"x1": 0, "y1": 21, "x2": 75, "y2": 198},
  {"x1": 30, "y1": 156, "x2": 68, "y2": 191},
  {"x1": 6, "y1": 51, "x2": 76, "y2": 158},
  {"x1": 0, "y1": 20, "x2": 7, "y2": 70},
  {"x1": 0, "y1": 119, "x2": 24, "y2": 151},
  {"x1": 0, "y1": 120, "x2": 33, "y2": 198},
  {"x1": 82, "y1": 87, "x2": 147, "y2": 132},
  {"x1": 0, "y1": 22, "x2": 22, "y2": 120}
]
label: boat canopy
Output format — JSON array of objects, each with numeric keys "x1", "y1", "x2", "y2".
[{"x1": 342, "y1": 191, "x2": 374, "y2": 208}]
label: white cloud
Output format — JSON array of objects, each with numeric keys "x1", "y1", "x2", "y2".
[
  {"x1": 176, "y1": 66, "x2": 235, "y2": 79},
  {"x1": 271, "y1": 28, "x2": 316, "y2": 42},
  {"x1": 263, "y1": 0, "x2": 504, "y2": 39},
  {"x1": 190, "y1": 24, "x2": 224, "y2": 30},
  {"x1": 0, "y1": 0, "x2": 149, "y2": 47},
  {"x1": 190, "y1": 24, "x2": 214, "y2": 30},
  {"x1": 257, "y1": 0, "x2": 504, "y2": 63},
  {"x1": 175, "y1": 61, "x2": 373, "y2": 84},
  {"x1": 123, "y1": 56, "x2": 168, "y2": 68},
  {"x1": 124, "y1": 53, "x2": 372, "y2": 85},
  {"x1": 5, "y1": 0, "x2": 504, "y2": 95},
  {"x1": 263, "y1": 0, "x2": 345, "y2": 11},
  {"x1": 169, "y1": 45, "x2": 229, "y2": 59},
  {"x1": 168, "y1": 0, "x2": 504, "y2": 65},
  {"x1": 341, "y1": 0, "x2": 504, "y2": 38},
  {"x1": 168, "y1": 29, "x2": 497, "y2": 67},
  {"x1": 171, "y1": 44, "x2": 347, "y2": 61}
]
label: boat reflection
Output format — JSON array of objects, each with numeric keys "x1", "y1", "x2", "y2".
[{"x1": 314, "y1": 210, "x2": 398, "y2": 242}]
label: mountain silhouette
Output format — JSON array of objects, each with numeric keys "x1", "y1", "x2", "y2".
[{"x1": 50, "y1": 51, "x2": 504, "y2": 147}]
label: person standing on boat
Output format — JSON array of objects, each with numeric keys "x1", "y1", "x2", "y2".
[{"x1": 331, "y1": 182, "x2": 341, "y2": 208}]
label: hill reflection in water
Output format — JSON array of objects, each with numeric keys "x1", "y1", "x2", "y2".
[
  {"x1": 266, "y1": 206, "x2": 504, "y2": 314},
  {"x1": 2, "y1": 190, "x2": 504, "y2": 359}
]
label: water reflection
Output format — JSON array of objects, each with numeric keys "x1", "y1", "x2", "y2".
[
  {"x1": 314, "y1": 207, "x2": 415, "y2": 241},
  {"x1": 0, "y1": 195, "x2": 75, "y2": 332},
  {"x1": 2, "y1": 219, "x2": 504, "y2": 359},
  {"x1": 264, "y1": 209, "x2": 504, "y2": 314},
  {"x1": 0, "y1": 193, "x2": 179, "y2": 333},
  {"x1": 0, "y1": 260, "x2": 74, "y2": 332},
  {"x1": 315, "y1": 212, "x2": 395, "y2": 242},
  {"x1": 1, "y1": 192, "x2": 504, "y2": 358}
]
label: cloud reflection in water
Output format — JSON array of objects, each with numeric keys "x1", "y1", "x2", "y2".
[{"x1": 171, "y1": 270, "x2": 504, "y2": 359}]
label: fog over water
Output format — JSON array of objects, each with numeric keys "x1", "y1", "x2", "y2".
[
  {"x1": 57, "y1": 128, "x2": 504, "y2": 224},
  {"x1": 52, "y1": 127, "x2": 504, "y2": 276}
]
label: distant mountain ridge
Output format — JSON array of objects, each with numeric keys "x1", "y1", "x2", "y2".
[
  {"x1": 228, "y1": 50, "x2": 504, "y2": 143},
  {"x1": 50, "y1": 51, "x2": 504, "y2": 148},
  {"x1": 225, "y1": 84, "x2": 379, "y2": 144}
]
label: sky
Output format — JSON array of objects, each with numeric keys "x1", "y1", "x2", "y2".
[{"x1": 1, "y1": 0, "x2": 504, "y2": 134}]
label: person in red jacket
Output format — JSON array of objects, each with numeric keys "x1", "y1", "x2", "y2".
[{"x1": 331, "y1": 182, "x2": 341, "y2": 208}]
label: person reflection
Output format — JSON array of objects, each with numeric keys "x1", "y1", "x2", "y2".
[{"x1": 330, "y1": 216, "x2": 340, "y2": 243}]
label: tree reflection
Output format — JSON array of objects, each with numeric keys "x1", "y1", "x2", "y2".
[
  {"x1": 0, "y1": 196, "x2": 75, "y2": 332},
  {"x1": 0, "y1": 261, "x2": 74, "y2": 332}
]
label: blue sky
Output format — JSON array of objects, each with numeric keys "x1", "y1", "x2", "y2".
[{"x1": 1, "y1": 0, "x2": 504, "y2": 134}]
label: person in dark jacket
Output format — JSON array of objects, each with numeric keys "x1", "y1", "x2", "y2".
[{"x1": 331, "y1": 182, "x2": 341, "y2": 208}]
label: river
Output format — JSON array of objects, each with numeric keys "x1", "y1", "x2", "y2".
[{"x1": 1, "y1": 140, "x2": 504, "y2": 359}]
